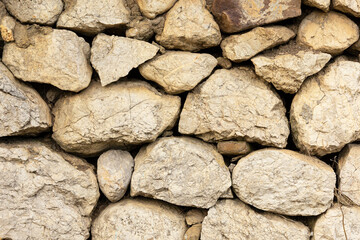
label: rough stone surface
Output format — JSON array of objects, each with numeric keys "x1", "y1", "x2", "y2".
[
  {"x1": 57, "y1": 0, "x2": 130, "y2": 35},
  {"x1": 232, "y1": 149, "x2": 336, "y2": 216},
  {"x1": 184, "y1": 224, "x2": 202, "y2": 240},
  {"x1": 91, "y1": 33, "x2": 159, "y2": 86},
  {"x1": 216, "y1": 57, "x2": 232, "y2": 69},
  {"x1": 251, "y1": 46, "x2": 332, "y2": 93},
  {"x1": 0, "y1": 140, "x2": 100, "y2": 240},
  {"x1": 303, "y1": 0, "x2": 330, "y2": 11},
  {"x1": 290, "y1": 58, "x2": 360, "y2": 156},
  {"x1": 217, "y1": 141, "x2": 251, "y2": 156},
  {"x1": 126, "y1": 16, "x2": 164, "y2": 41},
  {"x1": 156, "y1": 0, "x2": 221, "y2": 52},
  {"x1": 297, "y1": 11, "x2": 359, "y2": 55},
  {"x1": 186, "y1": 209, "x2": 207, "y2": 225},
  {"x1": 201, "y1": 199, "x2": 310, "y2": 240},
  {"x1": 0, "y1": 63, "x2": 52, "y2": 137},
  {"x1": 0, "y1": 15, "x2": 15, "y2": 42},
  {"x1": 2, "y1": 27, "x2": 92, "y2": 92},
  {"x1": 211, "y1": 0, "x2": 302, "y2": 33},
  {"x1": 139, "y1": 51, "x2": 217, "y2": 94},
  {"x1": 130, "y1": 137, "x2": 231, "y2": 208},
  {"x1": 334, "y1": 0, "x2": 360, "y2": 17},
  {"x1": 136, "y1": 0, "x2": 177, "y2": 18},
  {"x1": 97, "y1": 150, "x2": 134, "y2": 202},
  {"x1": 2, "y1": 0, "x2": 63, "y2": 25},
  {"x1": 313, "y1": 204, "x2": 360, "y2": 240},
  {"x1": 221, "y1": 26, "x2": 295, "y2": 62},
  {"x1": 91, "y1": 198, "x2": 187, "y2": 240},
  {"x1": 179, "y1": 67, "x2": 290, "y2": 148},
  {"x1": 52, "y1": 81, "x2": 181, "y2": 156}
]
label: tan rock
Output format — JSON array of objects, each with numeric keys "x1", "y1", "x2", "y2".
[
  {"x1": 184, "y1": 224, "x2": 202, "y2": 240},
  {"x1": 179, "y1": 67, "x2": 290, "y2": 148},
  {"x1": 216, "y1": 57, "x2": 232, "y2": 69},
  {"x1": 52, "y1": 81, "x2": 181, "y2": 156},
  {"x1": 186, "y1": 209, "x2": 207, "y2": 225},
  {"x1": 219, "y1": 188, "x2": 234, "y2": 199},
  {"x1": 201, "y1": 199, "x2": 310, "y2": 240},
  {"x1": 211, "y1": 0, "x2": 301, "y2": 33},
  {"x1": 0, "y1": 16, "x2": 15, "y2": 42},
  {"x1": 303, "y1": 0, "x2": 330, "y2": 11},
  {"x1": 221, "y1": 26, "x2": 295, "y2": 62},
  {"x1": 130, "y1": 137, "x2": 231, "y2": 208},
  {"x1": 91, "y1": 33, "x2": 159, "y2": 86},
  {"x1": 297, "y1": 11, "x2": 359, "y2": 55},
  {"x1": 217, "y1": 141, "x2": 251, "y2": 156},
  {"x1": 136, "y1": 0, "x2": 177, "y2": 18},
  {"x1": 232, "y1": 149, "x2": 336, "y2": 216},
  {"x1": 156, "y1": 0, "x2": 221, "y2": 52},
  {"x1": 92, "y1": 198, "x2": 187, "y2": 240},
  {"x1": 0, "y1": 140, "x2": 100, "y2": 240},
  {"x1": 126, "y1": 16, "x2": 164, "y2": 41},
  {"x1": 334, "y1": 0, "x2": 360, "y2": 17},
  {"x1": 139, "y1": 51, "x2": 217, "y2": 94}
]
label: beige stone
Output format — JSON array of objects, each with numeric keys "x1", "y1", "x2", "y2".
[
  {"x1": 216, "y1": 57, "x2": 232, "y2": 69},
  {"x1": 297, "y1": 11, "x2": 359, "y2": 55},
  {"x1": 232, "y1": 149, "x2": 336, "y2": 216},
  {"x1": 126, "y1": 16, "x2": 164, "y2": 41},
  {"x1": 303, "y1": 0, "x2": 330, "y2": 11},
  {"x1": 136, "y1": 0, "x2": 177, "y2": 18},
  {"x1": 221, "y1": 26, "x2": 295, "y2": 62},
  {"x1": 130, "y1": 137, "x2": 231, "y2": 208},
  {"x1": 217, "y1": 141, "x2": 251, "y2": 156},
  {"x1": 186, "y1": 209, "x2": 207, "y2": 225},
  {"x1": 201, "y1": 199, "x2": 310, "y2": 240},
  {"x1": 184, "y1": 224, "x2": 202, "y2": 240},
  {"x1": 139, "y1": 51, "x2": 217, "y2": 94},
  {"x1": 219, "y1": 188, "x2": 234, "y2": 199},
  {"x1": 0, "y1": 16, "x2": 15, "y2": 42},
  {"x1": 179, "y1": 67, "x2": 290, "y2": 148},
  {"x1": 334, "y1": 0, "x2": 360, "y2": 17},
  {"x1": 156, "y1": 0, "x2": 221, "y2": 52},
  {"x1": 91, "y1": 33, "x2": 159, "y2": 86}
]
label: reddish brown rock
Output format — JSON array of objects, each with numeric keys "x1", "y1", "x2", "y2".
[{"x1": 217, "y1": 141, "x2": 251, "y2": 156}]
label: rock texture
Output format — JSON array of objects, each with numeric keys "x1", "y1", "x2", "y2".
[
  {"x1": 297, "y1": 11, "x2": 359, "y2": 55},
  {"x1": 139, "y1": 51, "x2": 217, "y2": 94},
  {"x1": 201, "y1": 199, "x2": 310, "y2": 240},
  {"x1": 91, "y1": 198, "x2": 187, "y2": 240},
  {"x1": 232, "y1": 149, "x2": 336, "y2": 216},
  {"x1": 156, "y1": 0, "x2": 221, "y2": 51},
  {"x1": 97, "y1": 150, "x2": 134, "y2": 202},
  {"x1": 131, "y1": 137, "x2": 231, "y2": 208},
  {"x1": 334, "y1": 0, "x2": 360, "y2": 17},
  {"x1": 184, "y1": 224, "x2": 202, "y2": 240},
  {"x1": 186, "y1": 209, "x2": 207, "y2": 225},
  {"x1": 91, "y1": 34, "x2": 159, "y2": 86},
  {"x1": 221, "y1": 26, "x2": 295, "y2": 62},
  {"x1": 303, "y1": 0, "x2": 330, "y2": 11},
  {"x1": 52, "y1": 81, "x2": 181, "y2": 156},
  {"x1": 217, "y1": 141, "x2": 251, "y2": 156},
  {"x1": 179, "y1": 67, "x2": 290, "y2": 148},
  {"x1": 291, "y1": 58, "x2": 360, "y2": 156},
  {"x1": 0, "y1": 140, "x2": 100, "y2": 240},
  {"x1": 211, "y1": 0, "x2": 302, "y2": 33},
  {"x1": 136, "y1": 0, "x2": 177, "y2": 18},
  {"x1": 3, "y1": 27, "x2": 92, "y2": 92},
  {"x1": 0, "y1": 15, "x2": 16, "y2": 42},
  {"x1": 126, "y1": 16, "x2": 164, "y2": 41},
  {"x1": 0, "y1": 62, "x2": 52, "y2": 137}
]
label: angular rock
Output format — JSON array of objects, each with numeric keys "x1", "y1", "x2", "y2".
[
  {"x1": 184, "y1": 224, "x2": 202, "y2": 240},
  {"x1": 91, "y1": 33, "x2": 159, "y2": 86},
  {"x1": 126, "y1": 16, "x2": 164, "y2": 41},
  {"x1": 0, "y1": 63, "x2": 52, "y2": 137},
  {"x1": 217, "y1": 141, "x2": 251, "y2": 156},
  {"x1": 155, "y1": 0, "x2": 221, "y2": 52},
  {"x1": 130, "y1": 137, "x2": 231, "y2": 208},
  {"x1": 251, "y1": 45, "x2": 332, "y2": 93},
  {"x1": 201, "y1": 199, "x2": 310, "y2": 240},
  {"x1": 186, "y1": 209, "x2": 207, "y2": 225},
  {"x1": 290, "y1": 58, "x2": 360, "y2": 156},
  {"x1": 297, "y1": 11, "x2": 359, "y2": 55},
  {"x1": 52, "y1": 81, "x2": 181, "y2": 156},
  {"x1": 221, "y1": 26, "x2": 295, "y2": 62},
  {"x1": 211, "y1": 0, "x2": 301, "y2": 33},
  {"x1": 334, "y1": 0, "x2": 360, "y2": 17},
  {"x1": 0, "y1": 140, "x2": 100, "y2": 240},
  {"x1": 2, "y1": 0, "x2": 63, "y2": 25},
  {"x1": 0, "y1": 15, "x2": 15, "y2": 42},
  {"x1": 303, "y1": 0, "x2": 330, "y2": 11},
  {"x1": 57, "y1": 0, "x2": 130, "y2": 35},
  {"x1": 136, "y1": 0, "x2": 177, "y2": 18},
  {"x1": 91, "y1": 198, "x2": 186, "y2": 240},
  {"x1": 3, "y1": 26, "x2": 92, "y2": 92},
  {"x1": 179, "y1": 67, "x2": 290, "y2": 148},
  {"x1": 97, "y1": 150, "x2": 134, "y2": 202},
  {"x1": 139, "y1": 51, "x2": 217, "y2": 94}
]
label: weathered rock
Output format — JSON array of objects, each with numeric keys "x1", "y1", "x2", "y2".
[
  {"x1": 155, "y1": 0, "x2": 221, "y2": 52},
  {"x1": 221, "y1": 26, "x2": 295, "y2": 62},
  {"x1": 313, "y1": 204, "x2": 360, "y2": 240},
  {"x1": 91, "y1": 33, "x2": 159, "y2": 86},
  {"x1": 186, "y1": 209, "x2": 207, "y2": 225},
  {"x1": 217, "y1": 141, "x2": 251, "y2": 156},
  {"x1": 290, "y1": 58, "x2": 360, "y2": 156},
  {"x1": 179, "y1": 67, "x2": 290, "y2": 148},
  {"x1": 297, "y1": 11, "x2": 359, "y2": 55},
  {"x1": 334, "y1": 0, "x2": 360, "y2": 17},
  {"x1": 126, "y1": 16, "x2": 164, "y2": 41},
  {"x1": 211, "y1": 0, "x2": 302, "y2": 33},
  {"x1": 0, "y1": 15, "x2": 15, "y2": 42},
  {"x1": 303, "y1": 0, "x2": 330, "y2": 11},
  {"x1": 91, "y1": 198, "x2": 187, "y2": 240},
  {"x1": 139, "y1": 51, "x2": 217, "y2": 94},
  {"x1": 131, "y1": 137, "x2": 231, "y2": 208},
  {"x1": 0, "y1": 63, "x2": 52, "y2": 137},
  {"x1": 232, "y1": 149, "x2": 336, "y2": 216},
  {"x1": 3, "y1": 26, "x2": 92, "y2": 92},
  {"x1": 184, "y1": 224, "x2": 202, "y2": 240},
  {"x1": 97, "y1": 150, "x2": 134, "y2": 202},
  {"x1": 0, "y1": 140, "x2": 100, "y2": 240},
  {"x1": 2, "y1": 0, "x2": 63, "y2": 25},
  {"x1": 216, "y1": 57, "x2": 232, "y2": 69},
  {"x1": 57, "y1": 0, "x2": 130, "y2": 35},
  {"x1": 219, "y1": 188, "x2": 234, "y2": 199},
  {"x1": 136, "y1": 0, "x2": 177, "y2": 18},
  {"x1": 201, "y1": 199, "x2": 310, "y2": 240},
  {"x1": 251, "y1": 46, "x2": 332, "y2": 93},
  {"x1": 52, "y1": 81, "x2": 181, "y2": 156}
]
